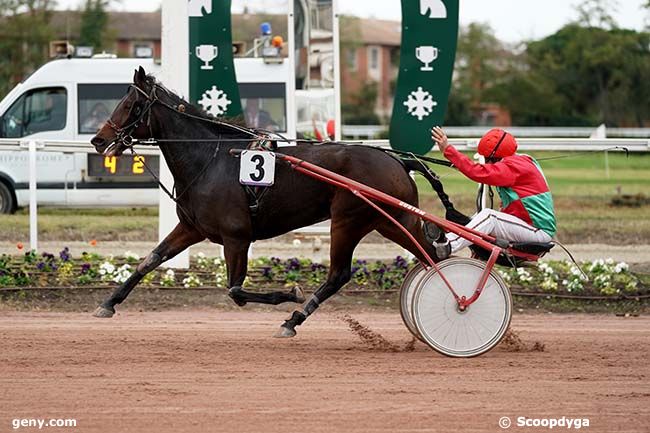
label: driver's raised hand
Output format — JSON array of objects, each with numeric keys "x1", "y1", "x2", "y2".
[{"x1": 431, "y1": 126, "x2": 451, "y2": 152}]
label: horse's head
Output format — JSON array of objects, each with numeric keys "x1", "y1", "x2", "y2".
[{"x1": 91, "y1": 66, "x2": 156, "y2": 157}]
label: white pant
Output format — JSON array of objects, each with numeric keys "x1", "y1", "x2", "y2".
[{"x1": 447, "y1": 208, "x2": 553, "y2": 253}]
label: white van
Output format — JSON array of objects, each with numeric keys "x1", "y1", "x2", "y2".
[{"x1": 0, "y1": 56, "x2": 291, "y2": 213}]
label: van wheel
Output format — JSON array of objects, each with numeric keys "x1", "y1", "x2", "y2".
[{"x1": 0, "y1": 181, "x2": 16, "y2": 214}]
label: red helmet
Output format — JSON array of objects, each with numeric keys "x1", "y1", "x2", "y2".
[
  {"x1": 326, "y1": 119, "x2": 335, "y2": 138},
  {"x1": 478, "y1": 128, "x2": 518, "y2": 158}
]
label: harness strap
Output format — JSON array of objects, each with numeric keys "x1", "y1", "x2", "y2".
[{"x1": 127, "y1": 137, "x2": 221, "y2": 225}]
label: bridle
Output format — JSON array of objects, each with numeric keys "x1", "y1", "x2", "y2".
[
  {"x1": 104, "y1": 84, "x2": 159, "y2": 151},
  {"x1": 100, "y1": 81, "x2": 273, "y2": 224},
  {"x1": 104, "y1": 81, "x2": 266, "y2": 151}
]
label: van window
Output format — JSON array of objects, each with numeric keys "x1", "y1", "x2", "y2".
[
  {"x1": 1, "y1": 88, "x2": 67, "y2": 138},
  {"x1": 78, "y1": 84, "x2": 129, "y2": 134},
  {"x1": 240, "y1": 83, "x2": 286, "y2": 132}
]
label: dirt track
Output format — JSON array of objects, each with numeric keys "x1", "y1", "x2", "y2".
[{"x1": 1, "y1": 311, "x2": 649, "y2": 433}]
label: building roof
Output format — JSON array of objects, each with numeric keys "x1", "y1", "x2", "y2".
[
  {"x1": 48, "y1": 10, "x2": 401, "y2": 46},
  {"x1": 50, "y1": 10, "x2": 162, "y2": 41},
  {"x1": 359, "y1": 18, "x2": 402, "y2": 46}
]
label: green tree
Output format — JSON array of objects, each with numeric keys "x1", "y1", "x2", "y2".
[
  {"x1": 78, "y1": 0, "x2": 110, "y2": 50},
  {"x1": 446, "y1": 22, "x2": 507, "y2": 124},
  {"x1": 574, "y1": 0, "x2": 619, "y2": 28},
  {"x1": 499, "y1": 24, "x2": 650, "y2": 126},
  {"x1": 342, "y1": 82, "x2": 380, "y2": 125},
  {"x1": 0, "y1": 0, "x2": 57, "y2": 98}
]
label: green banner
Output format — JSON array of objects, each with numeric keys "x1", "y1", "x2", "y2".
[
  {"x1": 389, "y1": 0, "x2": 459, "y2": 154},
  {"x1": 189, "y1": 0, "x2": 243, "y2": 118}
]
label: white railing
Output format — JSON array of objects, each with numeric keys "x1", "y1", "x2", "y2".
[
  {"x1": 342, "y1": 125, "x2": 650, "y2": 139},
  {"x1": 357, "y1": 138, "x2": 650, "y2": 152},
  {"x1": 2, "y1": 137, "x2": 649, "y2": 250},
  {"x1": 0, "y1": 139, "x2": 160, "y2": 251},
  {"x1": 0, "y1": 139, "x2": 160, "y2": 154}
]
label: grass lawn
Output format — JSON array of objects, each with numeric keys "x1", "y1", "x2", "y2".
[{"x1": 0, "y1": 151, "x2": 648, "y2": 244}]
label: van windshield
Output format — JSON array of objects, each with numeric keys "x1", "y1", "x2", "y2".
[
  {"x1": 1, "y1": 87, "x2": 67, "y2": 138},
  {"x1": 78, "y1": 84, "x2": 129, "y2": 135}
]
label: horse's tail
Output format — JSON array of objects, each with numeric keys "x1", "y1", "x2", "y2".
[{"x1": 402, "y1": 158, "x2": 471, "y2": 226}]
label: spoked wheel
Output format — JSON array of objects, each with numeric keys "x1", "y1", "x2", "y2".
[
  {"x1": 399, "y1": 262, "x2": 427, "y2": 342},
  {"x1": 412, "y1": 258, "x2": 512, "y2": 358}
]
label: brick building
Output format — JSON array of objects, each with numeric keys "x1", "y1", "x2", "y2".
[
  {"x1": 49, "y1": 11, "x2": 403, "y2": 120},
  {"x1": 340, "y1": 18, "x2": 401, "y2": 120},
  {"x1": 50, "y1": 10, "x2": 162, "y2": 58}
]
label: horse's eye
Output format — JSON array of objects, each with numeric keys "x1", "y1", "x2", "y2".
[{"x1": 133, "y1": 105, "x2": 142, "y2": 116}]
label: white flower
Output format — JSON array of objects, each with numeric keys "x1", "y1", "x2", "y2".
[
  {"x1": 515, "y1": 267, "x2": 533, "y2": 283},
  {"x1": 540, "y1": 277, "x2": 558, "y2": 291},
  {"x1": 124, "y1": 251, "x2": 140, "y2": 261},
  {"x1": 293, "y1": 239, "x2": 302, "y2": 247},
  {"x1": 112, "y1": 264, "x2": 132, "y2": 284},
  {"x1": 498, "y1": 270, "x2": 512, "y2": 283},
  {"x1": 161, "y1": 269, "x2": 176, "y2": 286},
  {"x1": 614, "y1": 262, "x2": 629, "y2": 274},
  {"x1": 182, "y1": 273, "x2": 202, "y2": 288},
  {"x1": 195, "y1": 252, "x2": 210, "y2": 269},
  {"x1": 593, "y1": 274, "x2": 612, "y2": 288},
  {"x1": 99, "y1": 262, "x2": 115, "y2": 277},
  {"x1": 538, "y1": 262, "x2": 557, "y2": 278},
  {"x1": 564, "y1": 278, "x2": 584, "y2": 292},
  {"x1": 570, "y1": 266, "x2": 588, "y2": 281}
]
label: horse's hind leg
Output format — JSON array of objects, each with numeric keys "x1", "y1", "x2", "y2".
[
  {"x1": 376, "y1": 216, "x2": 442, "y2": 263},
  {"x1": 275, "y1": 219, "x2": 373, "y2": 338},
  {"x1": 223, "y1": 237, "x2": 305, "y2": 306},
  {"x1": 93, "y1": 223, "x2": 205, "y2": 318}
]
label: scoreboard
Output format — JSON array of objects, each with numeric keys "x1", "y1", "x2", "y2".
[{"x1": 88, "y1": 155, "x2": 160, "y2": 178}]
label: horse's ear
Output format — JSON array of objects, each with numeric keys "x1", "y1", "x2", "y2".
[{"x1": 134, "y1": 66, "x2": 147, "y2": 86}]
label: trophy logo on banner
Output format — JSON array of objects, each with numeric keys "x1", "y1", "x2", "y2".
[
  {"x1": 416, "y1": 46, "x2": 438, "y2": 71},
  {"x1": 390, "y1": 0, "x2": 458, "y2": 153},
  {"x1": 196, "y1": 44, "x2": 218, "y2": 70}
]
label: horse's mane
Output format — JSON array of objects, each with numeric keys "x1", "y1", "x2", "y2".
[{"x1": 146, "y1": 74, "x2": 250, "y2": 134}]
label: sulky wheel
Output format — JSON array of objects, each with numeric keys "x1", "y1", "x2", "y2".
[
  {"x1": 412, "y1": 258, "x2": 512, "y2": 358},
  {"x1": 399, "y1": 262, "x2": 427, "y2": 342}
]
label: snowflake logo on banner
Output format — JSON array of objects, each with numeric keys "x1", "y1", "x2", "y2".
[
  {"x1": 403, "y1": 87, "x2": 437, "y2": 121},
  {"x1": 198, "y1": 85, "x2": 232, "y2": 117}
]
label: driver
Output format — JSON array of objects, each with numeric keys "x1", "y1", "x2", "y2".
[{"x1": 429, "y1": 126, "x2": 556, "y2": 259}]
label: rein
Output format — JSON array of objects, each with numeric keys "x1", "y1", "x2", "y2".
[{"x1": 103, "y1": 83, "x2": 256, "y2": 223}]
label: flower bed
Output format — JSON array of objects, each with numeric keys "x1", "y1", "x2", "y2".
[{"x1": 0, "y1": 248, "x2": 647, "y2": 300}]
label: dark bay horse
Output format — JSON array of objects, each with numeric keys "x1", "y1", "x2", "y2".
[{"x1": 90, "y1": 67, "x2": 455, "y2": 337}]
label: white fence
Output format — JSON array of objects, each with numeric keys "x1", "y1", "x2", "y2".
[
  {"x1": 1, "y1": 137, "x2": 649, "y2": 251},
  {"x1": 343, "y1": 125, "x2": 650, "y2": 140}
]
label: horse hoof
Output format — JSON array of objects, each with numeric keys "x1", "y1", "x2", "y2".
[
  {"x1": 92, "y1": 306, "x2": 115, "y2": 318},
  {"x1": 292, "y1": 286, "x2": 306, "y2": 303},
  {"x1": 228, "y1": 288, "x2": 248, "y2": 307},
  {"x1": 273, "y1": 326, "x2": 297, "y2": 338}
]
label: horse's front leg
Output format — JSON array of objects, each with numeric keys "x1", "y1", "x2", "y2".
[
  {"x1": 92, "y1": 223, "x2": 205, "y2": 318},
  {"x1": 224, "y1": 237, "x2": 305, "y2": 306}
]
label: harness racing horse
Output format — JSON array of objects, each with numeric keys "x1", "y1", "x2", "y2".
[{"x1": 90, "y1": 67, "x2": 460, "y2": 337}]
